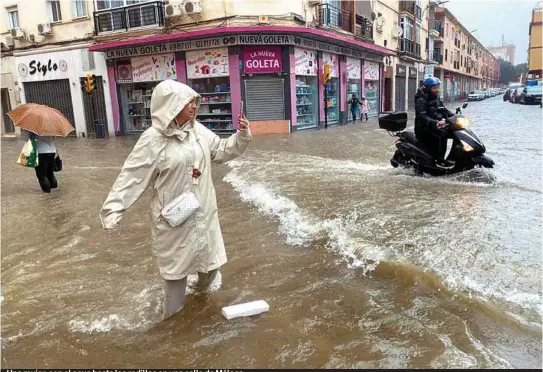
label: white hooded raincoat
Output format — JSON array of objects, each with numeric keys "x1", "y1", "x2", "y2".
[{"x1": 100, "y1": 80, "x2": 251, "y2": 280}]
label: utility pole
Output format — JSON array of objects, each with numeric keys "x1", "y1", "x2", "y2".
[{"x1": 321, "y1": 64, "x2": 332, "y2": 130}]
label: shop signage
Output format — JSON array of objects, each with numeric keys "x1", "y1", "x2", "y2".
[
  {"x1": 294, "y1": 47, "x2": 318, "y2": 76},
  {"x1": 243, "y1": 46, "x2": 282, "y2": 73},
  {"x1": 131, "y1": 53, "x2": 176, "y2": 82},
  {"x1": 424, "y1": 64, "x2": 435, "y2": 78},
  {"x1": 346, "y1": 57, "x2": 361, "y2": 79},
  {"x1": 17, "y1": 59, "x2": 68, "y2": 77},
  {"x1": 104, "y1": 34, "x2": 386, "y2": 63},
  {"x1": 365, "y1": 61, "x2": 380, "y2": 80},
  {"x1": 186, "y1": 48, "x2": 229, "y2": 79},
  {"x1": 322, "y1": 52, "x2": 339, "y2": 77}
]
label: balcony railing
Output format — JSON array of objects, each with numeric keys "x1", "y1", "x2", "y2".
[
  {"x1": 399, "y1": 1, "x2": 416, "y2": 15},
  {"x1": 354, "y1": 15, "x2": 373, "y2": 42},
  {"x1": 94, "y1": 1, "x2": 165, "y2": 35},
  {"x1": 432, "y1": 50, "x2": 443, "y2": 64},
  {"x1": 317, "y1": 3, "x2": 353, "y2": 33},
  {"x1": 399, "y1": 38, "x2": 421, "y2": 58},
  {"x1": 429, "y1": 19, "x2": 442, "y2": 34}
]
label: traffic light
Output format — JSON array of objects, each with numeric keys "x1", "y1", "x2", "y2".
[
  {"x1": 82, "y1": 73, "x2": 96, "y2": 93},
  {"x1": 321, "y1": 64, "x2": 332, "y2": 86}
]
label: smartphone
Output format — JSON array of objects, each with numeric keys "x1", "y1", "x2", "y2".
[{"x1": 240, "y1": 101, "x2": 244, "y2": 117}]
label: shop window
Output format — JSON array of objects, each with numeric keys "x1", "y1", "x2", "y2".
[
  {"x1": 48, "y1": 0, "x2": 62, "y2": 23},
  {"x1": 7, "y1": 7, "x2": 19, "y2": 28}
]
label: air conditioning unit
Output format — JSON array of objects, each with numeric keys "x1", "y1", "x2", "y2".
[
  {"x1": 257, "y1": 15, "x2": 269, "y2": 24},
  {"x1": 10, "y1": 27, "x2": 25, "y2": 39},
  {"x1": 38, "y1": 23, "x2": 52, "y2": 35},
  {"x1": 184, "y1": 0, "x2": 202, "y2": 15},
  {"x1": 165, "y1": 3, "x2": 184, "y2": 17},
  {"x1": 5, "y1": 36, "x2": 15, "y2": 48}
]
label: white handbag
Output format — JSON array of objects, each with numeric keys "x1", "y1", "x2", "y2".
[{"x1": 161, "y1": 191, "x2": 200, "y2": 227}]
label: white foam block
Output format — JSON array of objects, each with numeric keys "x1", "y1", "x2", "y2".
[{"x1": 221, "y1": 300, "x2": 270, "y2": 320}]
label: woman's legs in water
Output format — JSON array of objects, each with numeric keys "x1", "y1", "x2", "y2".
[{"x1": 162, "y1": 269, "x2": 219, "y2": 320}]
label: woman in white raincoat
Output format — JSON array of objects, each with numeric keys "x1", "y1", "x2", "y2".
[{"x1": 99, "y1": 80, "x2": 251, "y2": 319}]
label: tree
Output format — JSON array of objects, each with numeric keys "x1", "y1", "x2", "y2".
[
  {"x1": 499, "y1": 58, "x2": 516, "y2": 84},
  {"x1": 515, "y1": 63, "x2": 528, "y2": 79}
]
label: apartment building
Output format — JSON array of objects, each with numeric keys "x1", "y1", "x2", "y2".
[
  {"x1": 0, "y1": 0, "x2": 115, "y2": 137},
  {"x1": 432, "y1": 6, "x2": 499, "y2": 102},
  {"x1": 528, "y1": 2, "x2": 542, "y2": 79},
  {"x1": 88, "y1": 0, "x2": 396, "y2": 135}
]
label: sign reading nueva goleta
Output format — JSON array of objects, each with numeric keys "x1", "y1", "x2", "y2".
[{"x1": 104, "y1": 34, "x2": 383, "y2": 62}]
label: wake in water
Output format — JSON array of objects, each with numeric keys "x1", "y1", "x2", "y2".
[{"x1": 223, "y1": 154, "x2": 542, "y2": 327}]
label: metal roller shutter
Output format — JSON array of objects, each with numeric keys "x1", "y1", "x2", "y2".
[
  {"x1": 395, "y1": 76, "x2": 406, "y2": 111},
  {"x1": 244, "y1": 77, "x2": 285, "y2": 121},
  {"x1": 23, "y1": 79, "x2": 76, "y2": 135},
  {"x1": 408, "y1": 78, "x2": 417, "y2": 109}
]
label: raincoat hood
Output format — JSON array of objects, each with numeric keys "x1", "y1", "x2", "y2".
[{"x1": 151, "y1": 80, "x2": 201, "y2": 135}]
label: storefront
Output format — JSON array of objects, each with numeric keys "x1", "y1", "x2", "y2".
[
  {"x1": 321, "y1": 52, "x2": 340, "y2": 125},
  {"x1": 116, "y1": 53, "x2": 177, "y2": 133},
  {"x1": 346, "y1": 57, "x2": 362, "y2": 120},
  {"x1": 92, "y1": 29, "x2": 394, "y2": 136},
  {"x1": 242, "y1": 46, "x2": 286, "y2": 128},
  {"x1": 294, "y1": 47, "x2": 319, "y2": 130},
  {"x1": 186, "y1": 47, "x2": 233, "y2": 133},
  {"x1": 14, "y1": 45, "x2": 114, "y2": 137},
  {"x1": 363, "y1": 61, "x2": 380, "y2": 117}
]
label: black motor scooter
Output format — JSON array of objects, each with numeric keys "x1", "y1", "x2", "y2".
[{"x1": 378, "y1": 103, "x2": 495, "y2": 176}]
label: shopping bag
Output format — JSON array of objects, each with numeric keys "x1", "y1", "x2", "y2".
[
  {"x1": 17, "y1": 138, "x2": 39, "y2": 168},
  {"x1": 53, "y1": 155, "x2": 62, "y2": 172}
]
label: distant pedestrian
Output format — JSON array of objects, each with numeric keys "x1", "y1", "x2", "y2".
[
  {"x1": 348, "y1": 94, "x2": 361, "y2": 122},
  {"x1": 360, "y1": 97, "x2": 370, "y2": 121},
  {"x1": 27, "y1": 132, "x2": 58, "y2": 193}
]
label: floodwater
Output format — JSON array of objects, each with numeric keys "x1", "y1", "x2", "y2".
[{"x1": 2, "y1": 97, "x2": 541, "y2": 368}]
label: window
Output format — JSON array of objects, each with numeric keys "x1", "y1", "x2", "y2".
[
  {"x1": 445, "y1": 22, "x2": 448, "y2": 36},
  {"x1": 73, "y1": 0, "x2": 87, "y2": 18},
  {"x1": 7, "y1": 7, "x2": 19, "y2": 28},
  {"x1": 445, "y1": 49, "x2": 448, "y2": 61},
  {"x1": 416, "y1": 25, "x2": 421, "y2": 44},
  {"x1": 48, "y1": 1, "x2": 62, "y2": 23},
  {"x1": 97, "y1": 0, "x2": 144, "y2": 10},
  {"x1": 400, "y1": 16, "x2": 414, "y2": 41}
]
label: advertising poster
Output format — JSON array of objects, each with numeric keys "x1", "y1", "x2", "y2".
[
  {"x1": 186, "y1": 48, "x2": 229, "y2": 79},
  {"x1": 131, "y1": 53, "x2": 176, "y2": 82},
  {"x1": 294, "y1": 47, "x2": 318, "y2": 76}
]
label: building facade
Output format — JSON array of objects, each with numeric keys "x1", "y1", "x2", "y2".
[
  {"x1": 0, "y1": 0, "x2": 114, "y2": 137},
  {"x1": 488, "y1": 43, "x2": 516, "y2": 66},
  {"x1": 431, "y1": 6, "x2": 499, "y2": 102},
  {"x1": 528, "y1": 2, "x2": 542, "y2": 79},
  {"x1": 89, "y1": 0, "x2": 395, "y2": 135}
]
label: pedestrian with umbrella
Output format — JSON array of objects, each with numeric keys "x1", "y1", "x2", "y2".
[{"x1": 8, "y1": 103, "x2": 74, "y2": 193}]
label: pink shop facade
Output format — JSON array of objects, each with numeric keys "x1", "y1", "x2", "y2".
[{"x1": 90, "y1": 26, "x2": 394, "y2": 135}]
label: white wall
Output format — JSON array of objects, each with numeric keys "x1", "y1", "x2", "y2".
[{"x1": 13, "y1": 44, "x2": 114, "y2": 137}]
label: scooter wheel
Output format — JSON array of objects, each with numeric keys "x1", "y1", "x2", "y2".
[{"x1": 390, "y1": 159, "x2": 399, "y2": 168}]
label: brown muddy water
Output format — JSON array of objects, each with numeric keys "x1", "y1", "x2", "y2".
[{"x1": 1, "y1": 97, "x2": 541, "y2": 368}]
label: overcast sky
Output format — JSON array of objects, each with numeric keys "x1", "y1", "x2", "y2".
[{"x1": 443, "y1": 0, "x2": 536, "y2": 64}]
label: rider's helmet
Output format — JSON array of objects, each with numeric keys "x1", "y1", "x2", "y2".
[{"x1": 423, "y1": 77, "x2": 441, "y2": 90}]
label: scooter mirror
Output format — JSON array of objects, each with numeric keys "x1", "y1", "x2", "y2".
[{"x1": 462, "y1": 103, "x2": 468, "y2": 109}]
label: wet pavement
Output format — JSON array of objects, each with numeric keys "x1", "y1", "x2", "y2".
[{"x1": 1, "y1": 96, "x2": 541, "y2": 368}]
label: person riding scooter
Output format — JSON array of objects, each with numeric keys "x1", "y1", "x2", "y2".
[{"x1": 415, "y1": 77, "x2": 455, "y2": 166}]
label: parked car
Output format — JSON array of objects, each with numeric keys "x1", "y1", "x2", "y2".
[
  {"x1": 520, "y1": 85, "x2": 543, "y2": 105},
  {"x1": 503, "y1": 89, "x2": 513, "y2": 101},
  {"x1": 510, "y1": 87, "x2": 524, "y2": 103},
  {"x1": 468, "y1": 90, "x2": 485, "y2": 101}
]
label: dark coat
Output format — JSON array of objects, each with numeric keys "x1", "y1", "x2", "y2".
[{"x1": 414, "y1": 88, "x2": 454, "y2": 132}]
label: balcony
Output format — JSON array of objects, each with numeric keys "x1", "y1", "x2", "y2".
[
  {"x1": 429, "y1": 19, "x2": 442, "y2": 35},
  {"x1": 432, "y1": 50, "x2": 443, "y2": 64},
  {"x1": 399, "y1": 1, "x2": 416, "y2": 15},
  {"x1": 354, "y1": 15, "x2": 373, "y2": 42},
  {"x1": 317, "y1": 3, "x2": 353, "y2": 33},
  {"x1": 399, "y1": 38, "x2": 421, "y2": 58},
  {"x1": 94, "y1": 1, "x2": 165, "y2": 35}
]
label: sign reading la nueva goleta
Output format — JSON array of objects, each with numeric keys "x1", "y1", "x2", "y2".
[{"x1": 104, "y1": 34, "x2": 383, "y2": 63}]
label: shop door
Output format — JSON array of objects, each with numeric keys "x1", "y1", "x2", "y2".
[
  {"x1": 244, "y1": 77, "x2": 285, "y2": 121},
  {"x1": 1, "y1": 88, "x2": 14, "y2": 133},
  {"x1": 23, "y1": 79, "x2": 76, "y2": 135},
  {"x1": 408, "y1": 77, "x2": 417, "y2": 109},
  {"x1": 80, "y1": 76, "x2": 108, "y2": 135},
  {"x1": 395, "y1": 77, "x2": 406, "y2": 111}
]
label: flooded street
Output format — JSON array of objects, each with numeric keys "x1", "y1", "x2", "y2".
[{"x1": 2, "y1": 96, "x2": 541, "y2": 368}]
